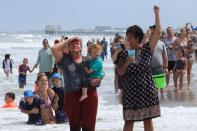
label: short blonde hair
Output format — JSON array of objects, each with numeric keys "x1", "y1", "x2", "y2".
[{"x1": 88, "y1": 44, "x2": 102, "y2": 55}]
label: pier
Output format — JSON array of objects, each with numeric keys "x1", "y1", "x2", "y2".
[
  {"x1": 45, "y1": 30, "x2": 126, "y2": 36},
  {"x1": 45, "y1": 25, "x2": 126, "y2": 36}
]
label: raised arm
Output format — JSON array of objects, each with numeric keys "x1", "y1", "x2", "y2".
[
  {"x1": 51, "y1": 40, "x2": 68, "y2": 63},
  {"x1": 51, "y1": 37, "x2": 79, "y2": 63},
  {"x1": 150, "y1": 5, "x2": 161, "y2": 52}
]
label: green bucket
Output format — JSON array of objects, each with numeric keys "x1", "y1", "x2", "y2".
[{"x1": 152, "y1": 74, "x2": 166, "y2": 89}]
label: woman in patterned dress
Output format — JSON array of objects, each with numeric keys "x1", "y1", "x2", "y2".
[{"x1": 114, "y1": 5, "x2": 161, "y2": 131}]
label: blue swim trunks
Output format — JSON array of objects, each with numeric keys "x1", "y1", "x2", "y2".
[{"x1": 18, "y1": 77, "x2": 26, "y2": 85}]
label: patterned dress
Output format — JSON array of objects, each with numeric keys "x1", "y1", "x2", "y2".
[{"x1": 118, "y1": 42, "x2": 160, "y2": 121}]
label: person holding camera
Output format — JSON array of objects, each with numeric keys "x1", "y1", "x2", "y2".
[
  {"x1": 113, "y1": 5, "x2": 161, "y2": 131},
  {"x1": 111, "y1": 35, "x2": 125, "y2": 94},
  {"x1": 111, "y1": 35, "x2": 136, "y2": 94}
]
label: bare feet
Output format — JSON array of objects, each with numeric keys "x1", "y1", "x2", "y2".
[{"x1": 79, "y1": 94, "x2": 88, "y2": 102}]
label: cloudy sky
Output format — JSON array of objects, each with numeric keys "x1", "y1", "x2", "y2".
[{"x1": 0, "y1": 0, "x2": 196, "y2": 31}]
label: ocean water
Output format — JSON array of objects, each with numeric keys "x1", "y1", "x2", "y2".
[{"x1": 0, "y1": 33, "x2": 197, "y2": 131}]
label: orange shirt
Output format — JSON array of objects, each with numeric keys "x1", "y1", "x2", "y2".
[{"x1": 1, "y1": 102, "x2": 17, "y2": 108}]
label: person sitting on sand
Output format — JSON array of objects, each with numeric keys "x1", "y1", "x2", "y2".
[
  {"x1": 35, "y1": 73, "x2": 59, "y2": 124},
  {"x1": 1, "y1": 92, "x2": 17, "y2": 108},
  {"x1": 18, "y1": 58, "x2": 35, "y2": 88},
  {"x1": 52, "y1": 73, "x2": 68, "y2": 123},
  {"x1": 19, "y1": 90, "x2": 43, "y2": 125}
]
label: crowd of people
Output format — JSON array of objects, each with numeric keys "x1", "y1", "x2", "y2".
[
  {"x1": 1, "y1": 5, "x2": 197, "y2": 131},
  {"x1": 111, "y1": 22, "x2": 197, "y2": 94},
  {"x1": 2, "y1": 33, "x2": 104, "y2": 130}
]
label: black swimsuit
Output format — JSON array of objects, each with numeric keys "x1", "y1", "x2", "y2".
[{"x1": 174, "y1": 60, "x2": 186, "y2": 70}]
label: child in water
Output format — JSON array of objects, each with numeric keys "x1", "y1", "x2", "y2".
[
  {"x1": 1, "y1": 92, "x2": 17, "y2": 108},
  {"x1": 19, "y1": 90, "x2": 43, "y2": 125},
  {"x1": 2, "y1": 54, "x2": 14, "y2": 78},
  {"x1": 79, "y1": 44, "x2": 104, "y2": 102},
  {"x1": 18, "y1": 58, "x2": 35, "y2": 88},
  {"x1": 52, "y1": 73, "x2": 68, "y2": 123},
  {"x1": 174, "y1": 50, "x2": 187, "y2": 91}
]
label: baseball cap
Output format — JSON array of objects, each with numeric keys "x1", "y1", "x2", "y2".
[
  {"x1": 24, "y1": 90, "x2": 34, "y2": 98},
  {"x1": 52, "y1": 73, "x2": 62, "y2": 80}
]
